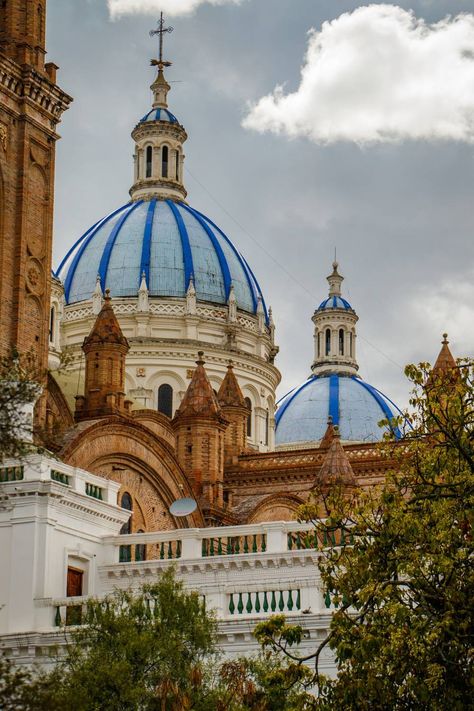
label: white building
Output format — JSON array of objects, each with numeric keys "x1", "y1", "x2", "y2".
[{"x1": 0, "y1": 453, "x2": 336, "y2": 674}]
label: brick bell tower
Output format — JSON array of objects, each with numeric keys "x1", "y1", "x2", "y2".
[
  {"x1": 75, "y1": 291, "x2": 132, "y2": 421},
  {"x1": 0, "y1": 2, "x2": 72, "y2": 407},
  {"x1": 172, "y1": 352, "x2": 231, "y2": 525}
]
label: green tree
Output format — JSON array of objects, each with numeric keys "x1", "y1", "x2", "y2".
[
  {"x1": 255, "y1": 358, "x2": 474, "y2": 710},
  {"x1": 32, "y1": 568, "x2": 220, "y2": 710},
  {"x1": 213, "y1": 651, "x2": 315, "y2": 710},
  {"x1": 0, "y1": 350, "x2": 41, "y2": 462},
  {"x1": 0, "y1": 653, "x2": 36, "y2": 710}
]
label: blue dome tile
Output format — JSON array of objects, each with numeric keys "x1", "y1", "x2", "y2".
[
  {"x1": 275, "y1": 374, "x2": 402, "y2": 445},
  {"x1": 56, "y1": 199, "x2": 265, "y2": 317},
  {"x1": 140, "y1": 108, "x2": 179, "y2": 124}
]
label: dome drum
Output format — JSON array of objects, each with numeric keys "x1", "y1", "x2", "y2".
[{"x1": 131, "y1": 122, "x2": 187, "y2": 202}]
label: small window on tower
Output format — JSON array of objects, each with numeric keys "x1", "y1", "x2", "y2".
[
  {"x1": 158, "y1": 384, "x2": 173, "y2": 418},
  {"x1": 245, "y1": 397, "x2": 252, "y2": 437},
  {"x1": 325, "y1": 329, "x2": 331, "y2": 356},
  {"x1": 146, "y1": 146, "x2": 153, "y2": 178},
  {"x1": 174, "y1": 150, "x2": 179, "y2": 181},
  {"x1": 162, "y1": 146, "x2": 169, "y2": 178},
  {"x1": 339, "y1": 329, "x2": 344, "y2": 355},
  {"x1": 350, "y1": 332, "x2": 353, "y2": 357},
  {"x1": 49, "y1": 305, "x2": 55, "y2": 343}
]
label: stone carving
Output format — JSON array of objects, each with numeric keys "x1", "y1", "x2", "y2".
[
  {"x1": 25, "y1": 258, "x2": 44, "y2": 295},
  {"x1": 0, "y1": 124, "x2": 7, "y2": 152}
]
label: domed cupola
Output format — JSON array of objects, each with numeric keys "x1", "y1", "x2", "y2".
[
  {"x1": 275, "y1": 263, "x2": 402, "y2": 448},
  {"x1": 129, "y1": 14, "x2": 187, "y2": 203},
  {"x1": 312, "y1": 261, "x2": 358, "y2": 377},
  {"x1": 53, "y1": 16, "x2": 280, "y2": 453}
]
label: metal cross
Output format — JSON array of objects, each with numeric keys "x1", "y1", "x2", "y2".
[{"x1": 149, "y1": 12, "x2": 173, "y2": 67}]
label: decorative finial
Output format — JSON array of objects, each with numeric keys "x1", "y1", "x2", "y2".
[
  {"x1": 442, "y1": 333, "x2": 449, "y2": 344},
  {"x1": 327, "y1": 415, "x2": 333, "y2": 425},
  {"x1": 196, "y1": 351, "x2": 205, "y2": 365},
  {"x1": 104, "y1": 288, "x2": 111, "y2": 301},
  {"x1": 150, "y1": 12, "x2": 174, "y2": 69},
  {"x1": 228, "y1": 359, "x2": 234, "y2": 369}
]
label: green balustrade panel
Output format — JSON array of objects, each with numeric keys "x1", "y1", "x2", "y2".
[
  {"x1": 85, "y1": 482, "x2": 103, "y2": 500},
  {"x1": 227, "y1": 589, "x2": 302, "y2": 616},
  {"x1": 51, "y1": 469, "x2": 70, "y2": 486},
  {"x1": 0, "y1": 465, "x2": 24, "y2": 482},
  {"x1": 246, "y1": 593, "x2": 253, "y2": 613},
  {"x1": 202, "y1": 534, "x2": 267, "y2": 557},
  {"x1": 119, "y1": 545, "x2": 132, "y2": 562}
]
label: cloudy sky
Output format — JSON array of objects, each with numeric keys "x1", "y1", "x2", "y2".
[{"x1": 47, "y1": 0, "x2": 474, "y2": 409}]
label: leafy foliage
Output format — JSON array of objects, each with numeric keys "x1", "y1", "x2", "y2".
[
  {"x1": 41, "y1": 568, "x2": 219, "y2": 710},
  {"x1": 255, "y1": 359, "x2": 474, "y2": 710},
  {"x1": 214, "y1": 649, "x2": 315, "y2": 710},
  {"x1": 0, "y1": 350, "x2": 41, "y2": 462}
]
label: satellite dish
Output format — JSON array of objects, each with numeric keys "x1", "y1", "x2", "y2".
[{"x1": 169, "y1": 497, "x2": 197, "y2": 517}]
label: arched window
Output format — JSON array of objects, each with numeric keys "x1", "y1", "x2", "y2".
[
  {"x1": 174, "y1": 150, "x2": 179, "y2": 181},
  {"x1": 145, "y1": 146, "x2": 153, "y2": 178},
  {"x1": 162, "y1": 146, "x2": 169, "y2": 178},
  {"x1": 350, "y1": 332, "x2": 353, "y2": 357},
  {"x1": 119, "y1": 492, "x2": 132, "y2": 562},
  {"x1": 49, "y1": 305, "x2": 55, "y2": 344},
  {"x1": 135, "y1": 529, "x2": 146, "y2": 562},
  {"x1": 245, "y1": 397, "x2": 252, "y2": 437},
  {"x1": 158, "y1": 383, "x2": 173, "y2": 418},
  {"x1": 325, "y1": 329, "x2": 331, "y2": 356},
  {"x1": 339, "y1": 328, "x2": 344, "y2": 355},
  {"x1": 265, "y1": 410, "x2": 270, "y2": 446}
]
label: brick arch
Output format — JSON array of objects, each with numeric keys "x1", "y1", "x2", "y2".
[
  {"x1": 60, "y1": 417, "x2": 204, "y2": 530},
  {"x1": 246, "y1": 493, "x2": 305, "y2": 524}
]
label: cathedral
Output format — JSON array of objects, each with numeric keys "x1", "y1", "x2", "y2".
[{"x1": 0, "y1": 2, "x2": 454, "y2": 667}]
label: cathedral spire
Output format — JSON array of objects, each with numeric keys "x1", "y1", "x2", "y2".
[
  {"x1": 149, "y1": 13, "x2": 174, "y2": 109},
  {"x1": 327, "y1": 261, "x2": 343, "y2": 297},
  {"x1": 129, "y1": 14, "x2": 187, "y2": 203}
]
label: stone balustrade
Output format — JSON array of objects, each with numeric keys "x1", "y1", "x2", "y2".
[{"x1": 0, "y1": 454, "x2": 120, "y2": 505}]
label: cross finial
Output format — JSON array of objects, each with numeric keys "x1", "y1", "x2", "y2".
[{"x1": 149, "y1": 12, "x2": 174, "y2": 69}]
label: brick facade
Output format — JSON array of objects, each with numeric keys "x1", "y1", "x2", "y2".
[{"x1": 0, "y1": 2, "x2": 71, "y2": 425}]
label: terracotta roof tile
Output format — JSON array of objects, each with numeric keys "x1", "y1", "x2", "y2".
[
  {"x1": 217, "y1": 361, "x2": 246, "y2": 408},
  {"x1": 83, "y1": 290, "x2": 128, "y2": 349},
  {"x1": 318, "y1": 426, "x2": 355, "y2": 486},
  {"x1": 176, "y1": 352, "x2": 222, "y2": 418},
  {"x1": 432, "y1": 333, "x2": 457, "y2": 374}
]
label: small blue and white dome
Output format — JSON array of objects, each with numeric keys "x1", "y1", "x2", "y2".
[
  {"x1": 140, "y1": 107, "x2": 179, "y2": 124},
  {"x1": 275, "y1": 374, "x2": 402, "y2": 446},
  {"x1": 317, "y1": 295, "x2": 353, "y2": 311},
  {"x1": 56, "y1": 198, "x2": 266, "y2": 316}
]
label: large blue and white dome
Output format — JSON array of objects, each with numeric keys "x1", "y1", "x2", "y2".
[
  {"x1": 275, "y1": 374, "x2": 402, "y2": 446},
  {"x1": 57, "y1": 198, "x2": 265, "y2": 315}
]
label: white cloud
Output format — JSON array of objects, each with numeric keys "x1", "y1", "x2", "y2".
[
  {"x1": 243, "y1": 4, "x2": 474, "y2": 144},
  {"x1": 108, "y1": 0, "x2": 243, "y2": 19}
]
